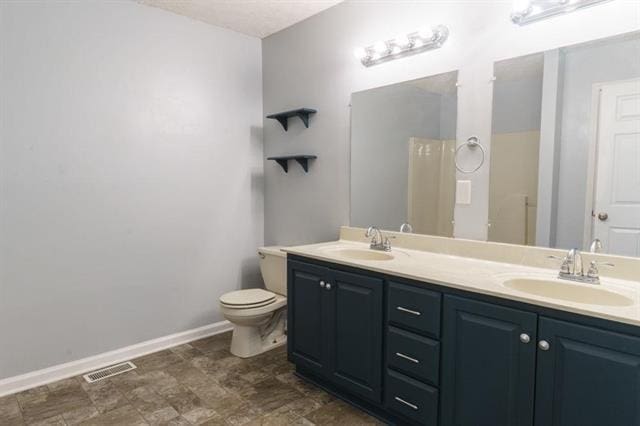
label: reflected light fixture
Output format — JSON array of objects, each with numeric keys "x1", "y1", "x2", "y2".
[
  {"x1": 511, "y1": 0, "x2": 612, "y2": 25},
  {"x1": 354, "y1": 25, "x2": 449, "y2": 67}
]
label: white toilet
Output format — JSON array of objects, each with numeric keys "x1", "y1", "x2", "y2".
[{"x1": 219, "y1": 246, "x2": 287, "y2": 358}]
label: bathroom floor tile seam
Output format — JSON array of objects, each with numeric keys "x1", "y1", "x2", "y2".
[{"x1": 0, "y1": 331, "x2": 382, "y2": 426}]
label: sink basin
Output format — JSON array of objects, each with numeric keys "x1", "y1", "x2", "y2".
[
  {"x1": 502, "y1": 278, "x2": 634, "y2": 307},
  {"x1": 327, "y1": 248, "x2": 394, "y2": 261}
]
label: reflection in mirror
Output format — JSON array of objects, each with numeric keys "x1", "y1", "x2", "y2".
[
  {"x1": 350, "y1": 71, "x2": 458, "y2": 236},
  {"x1": 489, "y1": 53, "x2": 543, "y2": 246},
  {"x1": 489, "y1": 33, "x2": 640, "y2": 257}
]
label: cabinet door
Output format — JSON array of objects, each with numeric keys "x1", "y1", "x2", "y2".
[
  {"x1": 287, "y1": 260, "x2": 330, "y2": 376},
  {"x1": 326, "y1": 269, "x2": 384, "y2": 403},
  {"x1": 441, "y1": 295, "x2": 537, "y2": 426},
  {"x1": 535, "y1": 317, "x2": 640, "y2": 426}
]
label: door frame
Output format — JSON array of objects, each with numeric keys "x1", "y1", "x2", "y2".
[{"x1": 581, "y1": 78, "x2": 640, "y2": 249}]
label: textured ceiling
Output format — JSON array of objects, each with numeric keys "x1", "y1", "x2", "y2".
[{"x1": 139, "y1": 0, "x2": 343, "y2": 38}]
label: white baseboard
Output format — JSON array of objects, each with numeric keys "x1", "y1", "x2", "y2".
[{"x1": 0, "y1": 320, "x2": 233, "y2": 397}]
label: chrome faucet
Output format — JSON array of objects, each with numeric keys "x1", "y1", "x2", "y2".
[
  {"x1": 365, "y1": 226, "x2": 391, "y2": 251},
  {"x1": 548, "y1": 248, "x2": 614, "y2": 285},
  {"x1": 589, "y1": 238, "x2": 603, "y2": 253},
  {"x1": 399, "y1": 223, "x2": 413, "y2": 233},
  {"x1": 566, "y1": 248, "x2": 583, "y2": 277}
]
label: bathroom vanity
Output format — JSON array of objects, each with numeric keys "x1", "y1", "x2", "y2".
[{"x1": 284, "y1": 230, "x2": 640, "y2": 426}]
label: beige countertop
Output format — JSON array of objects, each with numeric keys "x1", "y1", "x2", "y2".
[{"x1": 283, "y1": 239, "x2": 640, "y2": 328}]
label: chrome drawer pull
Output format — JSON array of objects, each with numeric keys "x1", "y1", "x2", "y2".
[
  {"x1": 396, "y1": 306, "x2": 421, "y2": 316},
  {"x1": 395, "y1": 352, "x2": 419, "y2": 364},
  {"x1": 394, "y1": 396, "x2": 418, "y2": 410}
]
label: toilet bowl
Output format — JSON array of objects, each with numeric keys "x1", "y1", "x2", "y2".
[{"x1": 219, "y1": 246, "x2": 287, "y2": 358}]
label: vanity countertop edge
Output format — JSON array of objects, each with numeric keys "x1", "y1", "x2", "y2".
[{"x1": 282, "y1": 239, "x2": 640, "y2": 328}]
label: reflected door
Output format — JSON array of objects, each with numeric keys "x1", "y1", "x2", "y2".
[{"x1": 593, "y1": 79, "x2": 640, "y2": 256}]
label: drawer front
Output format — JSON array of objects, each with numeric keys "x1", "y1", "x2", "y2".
[
  {"x1": 388, "y1": 281, "x2": 441, "y2": 338},
  {"x1": 387, "y1": 326, "x2": 440, "y2": 386},
  {"x1": 385, "y1": 369, "x2": 438, "y2": 425}
]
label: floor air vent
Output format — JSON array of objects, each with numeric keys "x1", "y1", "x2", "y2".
[{"x1": 83, "y1": 361, "x2": 136, "y2": 383}]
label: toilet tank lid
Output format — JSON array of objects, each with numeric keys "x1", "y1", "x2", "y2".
[{"x1": 258, "y1": 246, "x2": 286, "y2": 258}]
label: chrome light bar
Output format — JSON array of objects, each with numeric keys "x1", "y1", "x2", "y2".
[
  {"x1": 511, "y1": 0, "x2": 612, "y2": 25},
  {"x1": 354, "y1": 25, "x2": 449, "y2": 67}
]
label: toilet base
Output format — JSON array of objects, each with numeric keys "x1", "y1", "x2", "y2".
[{"x1": 230, "y1": 324, "x2": 287, "y2": 358}]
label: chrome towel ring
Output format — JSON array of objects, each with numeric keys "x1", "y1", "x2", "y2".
[{"x1": 455, "y1": 136, "x2": 485, "y2": 174}]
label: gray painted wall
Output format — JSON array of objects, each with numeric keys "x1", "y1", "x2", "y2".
[
  {"x1": 0, "y1": 1, "x2": 263, "y2": 379},
  {"x1": 555, "y1": 36, "x2": 640, "y2": 249},
  {"x1": 262, "y1": 0, "x2": 639, "y2": 246},
  {"x1": 492, "y1": 78, "x2": 543, "y2": 134},
  {"x1": 536, "y1": 50, "x2": 565, "y2": 248},
  {"x1": 350, "y1": 84, "x2": 446, "y2": 230}
]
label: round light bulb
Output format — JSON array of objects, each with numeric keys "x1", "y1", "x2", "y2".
[
  {"x1": 512, "y1": 0, "x2": 532, "y2": 14},
  {"x1": 417, "y1": 26, "x2": 434, "y2": 40},
  {"x1": 374, "y1": 41, "x2": 388, "y2": 54},
  {"x1": 353, "y1": 47, "x2": 367, "y2": 60},
  {"x1": 395, "y1": 34, "x2": 410, "y2": 47}
]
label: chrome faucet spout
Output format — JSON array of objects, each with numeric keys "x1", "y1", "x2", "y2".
[
  {"x1": 589, "y1": 238, "x2": 603, "y2": 253},
  {"x1": 566, "y1": 248, "x2": 583, "y2": 277},
  {"x1": 549, "y1": 248, "x2": 612, "y2": 285},
  {"x1": 365, "y1": 226, "x2": 391, "y2": 252}
]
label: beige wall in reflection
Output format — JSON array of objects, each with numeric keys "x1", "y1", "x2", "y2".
[
  {"x1": 408, "y1": 138, "x2": 456, "y2": 237},
  {"x1": 489, "y1": 131, "x2": 541, "y2": 245}
]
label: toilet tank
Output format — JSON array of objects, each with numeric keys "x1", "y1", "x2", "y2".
[{"x1": 258, "y1": 246, "x2": 287, "y2": 296}]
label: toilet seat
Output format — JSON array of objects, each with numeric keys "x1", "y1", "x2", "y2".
[{"x1": 220, "y1": 289, "x2": 277, "y2": 309}]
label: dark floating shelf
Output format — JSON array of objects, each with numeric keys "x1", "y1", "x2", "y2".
[
  {"x1": 268, "y1": 155, "x2": 317, "y2": 173},
  {"x1": 266, "y1": 108, "x2": 317, "y2": 131}
]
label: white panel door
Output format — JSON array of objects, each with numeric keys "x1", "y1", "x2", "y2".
[{"x1": 593, "y1": 79, "x2": 640, "y2": 256}]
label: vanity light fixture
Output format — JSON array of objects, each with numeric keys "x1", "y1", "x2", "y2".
[
  {"x1": 354, "y1": 25, "x2": 449, "y2": 67},
  {"x1": 511, "y1": 0, "x2": 611, "y2": 25}
]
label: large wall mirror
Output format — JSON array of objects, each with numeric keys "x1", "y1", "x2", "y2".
[
  {"x1": 489, "y1": 32, "x2": 640, "y2": 257},
  {"x1": 350, "y1": 71, "x2": 458, "y2": 236},
  {"x1": 350, "y1": 30, "x2": 640, "y2": 258}
]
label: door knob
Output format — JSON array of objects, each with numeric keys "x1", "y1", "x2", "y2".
[
  {"x1": 319, "y1": 281, "x2": 325, "y2": 288},
  {"x1": 325, "y1": 283, "x2": 332, "y2": 290},
  {"x1": 597, "y1": 212, "x2": 609, "y2": 221},
  {"x1": 519, "y1": 333, "x2": 530, "y2": 344},
  {"x1": 538, "y1": 340, "x2": 550, "y2": 351}
]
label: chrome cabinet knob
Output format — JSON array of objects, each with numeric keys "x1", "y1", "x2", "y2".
[
  {"x1": 597, "y1": 212, "x2": 609, "y2": 221},
  {"x1": 319, "y1": 281, "x2": 325, "y2": 288},
  {"x1": 325, "y1": 283, "x2": 332, "y2": 290},
  {"x1": 538, "y1": 340, "x2": 550, "y2": 351},
  {"x1": 520, "y1": 333, "x2": 530, "y2": 344}
]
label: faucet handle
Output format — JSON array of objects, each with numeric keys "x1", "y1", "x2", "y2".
[
  {"x1": 548, "y1": 255, "x2": 570, "y2": 274},
  {"x1": 586, "y1": 260, "x2": 614, "y2": 280}
]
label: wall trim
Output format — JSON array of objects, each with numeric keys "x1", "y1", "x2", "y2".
[{"x1": 0, "y1": 320, "x2": 232, "y2": 397}]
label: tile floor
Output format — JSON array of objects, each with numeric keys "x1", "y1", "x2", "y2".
[{"x1": 0, "y1": 332, "x2": 381, "y2": 425}]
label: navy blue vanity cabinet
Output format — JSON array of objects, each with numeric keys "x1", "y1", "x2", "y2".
[
  {"x1": 327, "y1": 269, "x2": 384, "y2": 403},
  {"x1": 288, "y1": 260, "x2": 330, "y2": 377},
  {"x1": 289, "y1": 256, "x2": 640, "y2": 426},
  {"x1": 287, "y1": 259, "x2": 384, "y2": 404},
  {"x1": 534, "y1": 317, "x2": 640, "y2": 426},
  {"x1": 441, "y1": 295, "x2": 538, "y2": 426},
  {"x1": 385, "y1": 281, "x2": 442, "y2": 425}
]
